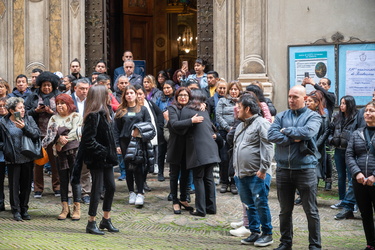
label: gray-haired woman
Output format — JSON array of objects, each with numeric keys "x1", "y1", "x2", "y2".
[{"x1": 0, "y1": 97, "x2": 40, "y2": 221}]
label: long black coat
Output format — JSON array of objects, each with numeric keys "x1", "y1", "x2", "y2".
[
  {"x1": 80, "y1": 110, "x2": 118, "y2": 169},
  {"x1": 166, "y1": 105, "x2": 190, "y2": 165},
  {"x1": 180, "y1": 107, "x2": 221, "y2": 169}
]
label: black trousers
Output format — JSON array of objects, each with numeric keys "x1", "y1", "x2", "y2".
[
  {"x1": 0, "y1": 162, "x2": 5, "y2": 204},
  {"x1": 7, "y1": 162, "x2": 33, "y2": 214},
  {"x1": 57, "y1": 151, "x2": 81, "y2": 203},
  {"x1": 192, "y1": 163, "x2": 217, "y2": 215},
  {"x1": 169, "y1": 157, "x2": 188, "y2": 204},
  {"x1": 157, "y1": 140, "x2": 167, "y2": 175},
  {"x1": 88, "y1": 167, "x2": 115, "y2": 217},
  {"x1": 120, "y1": 139, "x2": 145, "y2": 194},
  {"x1": 353, "y1": 180, "x2": 375, "y2": 247},
  {"x1": 218, "y1": 130, "x2": 231, "y2": 184}
]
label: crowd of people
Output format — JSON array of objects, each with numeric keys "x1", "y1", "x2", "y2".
[{"x1": 0, "y1": 50, "x2": 375, "y2": 250}]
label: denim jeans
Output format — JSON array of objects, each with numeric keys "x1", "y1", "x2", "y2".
[
  {"x1": 334, "y1": 148, "x2": 351, "y2": 200},
  {"x1": 234, "y1": 174, "x2": 272, "y2": 235},
  {"x1": 276, "y1": 168, "x2": 321, "y2": 249},
  {"x1": 340, "y1": 178, "x2": 356, "y2": 210}
]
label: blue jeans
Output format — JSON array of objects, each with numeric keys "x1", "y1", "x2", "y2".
[
  {"x1": 276, "y1": 168, "x2": 321, "y2": 249},
  {"x1": 340, "y1": 178, "x2": 356, "y2": 210},
  {"x1": 234, "y1": 174, "x2": 272, "y2": 235},
  {"x1": 334, "y1": 148, "x2": 351, "y2": 200}
]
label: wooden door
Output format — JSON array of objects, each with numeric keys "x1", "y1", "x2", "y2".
[{"x1": 123, "y1": 0, "x2": 154, "y2": 75}]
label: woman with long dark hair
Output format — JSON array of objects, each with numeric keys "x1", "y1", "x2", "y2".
[
  {"x1": 113, "y1": 85, "x2": 152, "y2": 207},
  {"x1": 80, "y1": 85, "x2": 119, "y2": 235},
  {"x1": 328, "y1": 95, "x2": 358, "y2": 207}
]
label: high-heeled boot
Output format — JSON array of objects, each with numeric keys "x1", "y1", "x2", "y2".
[
  {"x1": 71, "y1": 202, "x2": 81, "y2": 221},
  {"x1": 99, "y1": 217, "x2": 119, "y2": 232},
  {"x1": 0, "y1": 200, "x2": 5, "y2": 211},
  {"x1": 86, "y1": 221, "x2": 105, "y2": 235},
  {"x1": 57, "y1": 202, "x2": 70, "y2": 220},
  {"x1": 325, "y1": 178, "x2": 332, "y2": 191}
]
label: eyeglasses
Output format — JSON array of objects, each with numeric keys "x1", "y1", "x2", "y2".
[
  {"x1": 178, "y1": 94, "x2": 189, "y2": 98},
  {"x1": 0, "y1": 105, "x2": 5, "y2": 108}
]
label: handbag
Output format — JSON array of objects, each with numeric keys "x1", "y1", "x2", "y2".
[
  {"x1": 21, "y1": 135, "x2": 43, "y2": 160},
  {"x1": 124, "y1": 137, "x2": 145, "y2": 164},
  {"x1": 34, "y1": 147, "x2": 49, "y2": 166}
]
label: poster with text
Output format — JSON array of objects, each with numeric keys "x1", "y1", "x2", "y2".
[
  {"x1": 289, "y1": 45, "x2": 335, "y2": 96},
  {"x1": 339, "y1": 43, "x2": 375, "y2": 106}
]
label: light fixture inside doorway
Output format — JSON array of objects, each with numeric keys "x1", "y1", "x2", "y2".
[{"x1": 177, "y1": 26, "x2": 196, "y2": 54}]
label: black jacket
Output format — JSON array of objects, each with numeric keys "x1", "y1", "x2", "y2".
[
  {"x1": 328, "y1": 112, "x2": 358, "y2": 149},
  {"x1": 347, "y1": 127, "x2": 375, "y2": 179},
  {"x1": 132, "y1": 122, "x2": 155, "y2": 168},
  {"x1": 0, "y1": 114, "x2": 40, "y2": 163},
  {"x1": 166, "y1": 105, "x2": 190, "y2": 165},
  {"x1": 80, "y1": 110, "x2": 118, "y2": 169}
]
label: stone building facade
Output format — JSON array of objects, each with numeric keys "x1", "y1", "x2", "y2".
[{"x1": 1, "y1": 0, "x2": 375, "y2": 109}]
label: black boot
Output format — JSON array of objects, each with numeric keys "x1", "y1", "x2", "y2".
[
  {"x1": 99, "y1": 217, "x2": 119, "y2": 232},
  {"x1": 0, "y1": 201, "x2": 5, "y2": 211},
  {"x1": 325, "y1": 178, "x2": 332, "y2": 191},
  {"x1": 86, "y1": 221, "x2": 105, "y2": 235}
]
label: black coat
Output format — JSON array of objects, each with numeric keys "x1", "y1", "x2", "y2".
[
  {"x1": 180, "y1": 107, "x2": 221, "y2": 169},
  {"x1": 166, "y1": 105, "x2": 191, "y2": 165},
  {"x1": 80, "y1": 110, "x2": 118, "y2": 169}
]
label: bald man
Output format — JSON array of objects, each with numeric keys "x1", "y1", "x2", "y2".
[{"x1": 268, "y1": 85, "x2": 322, "y2": 250}]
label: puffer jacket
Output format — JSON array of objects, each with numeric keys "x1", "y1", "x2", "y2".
[
  {"x1": 216, "y1": 96, "x2": 236, "y2": 131},
  {"x1": 267, "y1": 106, "x2": 322, "y2": 169},
  {"x1": 328, "y1": 111, "x2": 358, "y2": 149},
  {"x1": 132, "y1": 121, "x2": 156, "y2": 168},
  {"x1": 346, "y1": 127, "x2": 375, "y2": 179},
  {"x1": 133, "y1": 121, "x2": 156, "y2": 142},
  {"x1": 233, "y1": 115, "x2": 274, "y2": 178}
]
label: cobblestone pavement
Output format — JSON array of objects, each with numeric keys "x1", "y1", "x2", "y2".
[{"x1": 0, "y1": 169, "x2": 366, "y2": 249}]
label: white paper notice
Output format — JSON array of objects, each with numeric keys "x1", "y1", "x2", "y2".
[{"x1": 346, "y1": 50, "x2": 375, "y2": 96}]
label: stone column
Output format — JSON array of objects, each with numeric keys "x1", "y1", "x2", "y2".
[
  {"x1": 0, "y1": 0, "x2": 13, "y2": 82},
  {"x1": 237, "y1": 0, "x2": 273, "y2": 99},
  {"x1": 213, "y1": 0, "x2": 236, "y2": 82}
]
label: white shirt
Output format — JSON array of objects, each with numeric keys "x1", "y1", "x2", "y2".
[{"x1": 74, "y1": 92, "x2": 86, "y2": 117}]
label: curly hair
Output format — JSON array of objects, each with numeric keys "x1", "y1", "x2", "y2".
[{"x1": 36, "y1": 71, "x2": 60, "y2": 90}]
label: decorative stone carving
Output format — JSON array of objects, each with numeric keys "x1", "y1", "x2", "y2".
[
  {"x1": 215, "y1": 0, "x2": 225, "y2": 11},
  {"x1": 0, "y1": 0, "x2": 5, "y2": 20},
  {"x1": 240, "y1": 55, "x2": 265, "y2": 74},
  {"x1": 70, "y1": 0, "x2": 79, "y2": 18}
]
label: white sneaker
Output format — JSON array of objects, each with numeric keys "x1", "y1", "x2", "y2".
[
  {"x1": 230, "y1": 221, "x2": 244, "y2": 229},
  {"x1": 153, "y1": 164, "x2": 159, "y2": 174},
  {"x1": 229, "y1": 226, "x2": 251, "y2": 237},
  {"x1": 135, "y1": 194, "x2": 144, "y2": 206},
  {"x1": 129, "y1": 192, "x2": 137, "y2": 205}
]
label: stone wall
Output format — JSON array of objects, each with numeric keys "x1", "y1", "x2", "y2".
[
  {"x1": 213, "y1": 0, "x2": 375, "y2": 110},
  {"x1": 0, "y1": 0, "x2": 85, "y2": 87}
]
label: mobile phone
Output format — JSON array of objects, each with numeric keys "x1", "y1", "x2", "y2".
[
  {"x1": 182, "y1": 61, "x2": 188, "y2": 69},
  {"x1": 39, "y1": 103, "x2": 45, "y2": 108},
  {"x1": 304, "y1": 72, "x2": 309, "y2": 78},
  {"x1": 14, "y1": 111, "x2": 21, "y2": 121}
]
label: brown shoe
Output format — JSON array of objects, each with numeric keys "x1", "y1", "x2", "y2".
[
  {"x1": 71, "y1": 202, "x2": 81, "y2": 221},
  {"x1": 58, "y1": 202, "x2": 70, "y2": 220}
]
